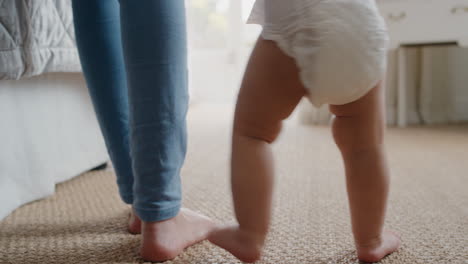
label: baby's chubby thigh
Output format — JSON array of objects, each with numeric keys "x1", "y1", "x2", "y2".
[{"x1": 233, "y1": 38, "x2": 307, "y2": 143}]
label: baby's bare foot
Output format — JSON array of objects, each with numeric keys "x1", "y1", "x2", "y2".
[
  {"x1": 209, "y1": 225, "x2": 265, "y2": 263},
  {"x1": 140, "y1": 208, "x2": 214, "y2": 262},
  {"x1": 127, "y1": 208, "x2": 141, "y2": 234},
  {"x1": 356, "y1": 230, "x2": 401, "y2": 263}
]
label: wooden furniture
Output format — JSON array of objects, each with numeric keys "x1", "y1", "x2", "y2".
[{"x1": 377, "y1": 0, "x2": 468, "y2": 126}]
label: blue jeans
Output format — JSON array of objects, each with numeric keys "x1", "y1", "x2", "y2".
[{"x1": 72, "y1": 0, "x2": 188, "y2": 222}]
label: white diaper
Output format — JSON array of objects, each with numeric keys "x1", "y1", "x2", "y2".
[{"x1": 248, "y1": 0, "x2": 389, "y2": 107}]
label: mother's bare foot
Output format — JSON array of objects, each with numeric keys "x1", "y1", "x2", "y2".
[
  {"x1": 356, "y1": 230, "x2": 401, "y2": 263},
  {"x1": 209, "y1": 225, "x2": 265, "y2": 263},
  {"x1": 140, "y1": 208, "x2": 214, "y2": 262},
  {"x1": 127, "y1": 208, "x2": 141, "y2": 234}
]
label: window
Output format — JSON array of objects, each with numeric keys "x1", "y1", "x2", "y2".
[{"x1": 187, "y1": 0, "x2": 261, "y2": 103}]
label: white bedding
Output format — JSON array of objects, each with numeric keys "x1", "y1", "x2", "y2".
[
  {"x1": 0, "y1": 0, "x2": 81, "y2": 80},
  {"x1": 0, "y1": 73, "x2": 108, "y2": 220}
]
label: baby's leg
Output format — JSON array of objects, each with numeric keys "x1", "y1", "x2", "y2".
[
  {"x1": 209, "y1": 37, "x2": 306, "y2": 263},
  {"x1": 329, "y1": 83, "x2": 400, "y2": 262}
]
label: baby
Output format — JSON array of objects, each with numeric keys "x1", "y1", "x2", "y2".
[{"x1": 209, "y1": 0, "x2": 401, "y2": 263}]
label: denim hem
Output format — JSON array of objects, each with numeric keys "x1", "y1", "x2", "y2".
[{"x1": 134, "y1": 204, "x2": 181, "y2": 222}]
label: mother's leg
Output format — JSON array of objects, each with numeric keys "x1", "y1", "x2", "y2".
[
  {"x1": 71, "y1": 0, "x2": 139, "y2": 232},
  {"x1": 329, "y1": 82, "x2": 400, "y2": 262},
  {"x1": 119, "y1": 0, "x2": 213, "y2": 261}
]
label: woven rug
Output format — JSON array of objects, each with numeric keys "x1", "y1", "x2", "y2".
[{"x1": 1, "y1": 105, "x2": 467, "y2": 264}]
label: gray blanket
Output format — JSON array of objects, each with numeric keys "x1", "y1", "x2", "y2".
[{"x1": 0, "y1": 0, "x2": 81, "y2": 80}]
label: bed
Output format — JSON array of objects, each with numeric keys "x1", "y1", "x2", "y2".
[{"x1": 0, "y1": 0, "x2": 108, "y2": 220}]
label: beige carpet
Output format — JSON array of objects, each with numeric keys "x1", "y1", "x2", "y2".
[{"x1": 1, "y1": 105, "x2": 467, "y2": 264}]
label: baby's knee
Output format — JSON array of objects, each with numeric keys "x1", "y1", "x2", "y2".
[
  {"x1": 331, "y1": 115, "x2": 383, "y2": 153},
  {"x1": 234, "y1": 118, "x2": 282, "y2": 144},
  {"x1": 331, "y1": 116, "x2": 353, "y2": 150}
]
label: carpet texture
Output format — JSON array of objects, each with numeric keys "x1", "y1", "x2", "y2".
[{"x1": 1, "y1": 105, "x2": 467, "y2": 264}]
